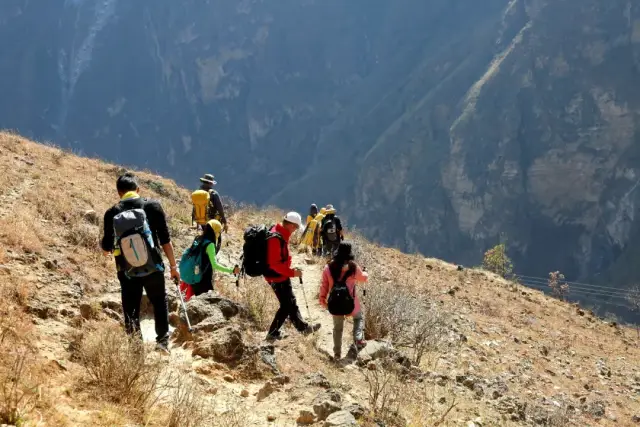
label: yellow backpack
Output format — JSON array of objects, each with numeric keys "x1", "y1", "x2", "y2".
[{"x1": 191, "y1": 190, "x2": 210, "y2": 225}]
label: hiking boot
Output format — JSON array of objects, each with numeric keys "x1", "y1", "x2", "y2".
[
  {"x1": 355, "y1": 340, "x2": 367, "y2": 350},
  {"x1": 156, "y1": 341, "x2": 170, "y2": 355},
  {"x1": 265, "y1": 331, "x2": 286, "y2": 341},
  {"x1": 302, "y1": 323, "x2": 321, "y2": 336}
]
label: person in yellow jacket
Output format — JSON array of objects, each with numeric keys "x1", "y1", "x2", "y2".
[
  {"x1": 300, "y1": 206, "x2": 325, "y2": 256},
  {"x1": 306, "y1": 204, "x2": 318, "y2": 225},
  {"x1": 311, "y1": 208, "x2": 327, "y2": 256}
]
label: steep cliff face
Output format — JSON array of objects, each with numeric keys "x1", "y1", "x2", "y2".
[{"x1": 2, "y1": 0, "x2": 640, "y2": 296}]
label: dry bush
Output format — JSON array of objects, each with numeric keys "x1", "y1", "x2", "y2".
[
  {"x1": 362, "y1": 358, "x2": 401, "y2": 423},
  {"x1": 0, "y1": 283, "x2": 40, "y2": 425},
  {"x1": 214, "y1": 408, "x2": 244, "y2": 427},
  {"x1": 626, "y1": 286, "x2": 640, "y2": 338},
  {"x1": 400, "y1": 379, "x2": 458, "y2": 427},
  {"x1": 0, "y1": 207, "x2": 46, "y2": 254},
  {"x1": 74, "y1": 322, "x2": 165, "y2": 413},
  {"x1": 164, "y1": 375, "x2": 214, "y2": 427},
  {"x1": 0, "y1": 344, "x2": 39, "y2": 425},
  {"x1": 218, "y1": 276, "x2": 278, "y2": 331},
  {"x1": 67, "y1": 222, "x2": 99, "y2": 249},
  {"x1": 548, "y1": 271, "x2": 569, "y2": 300},
  {"x1": 364, "y1": 282, "x2": 451, "y2": 365}
]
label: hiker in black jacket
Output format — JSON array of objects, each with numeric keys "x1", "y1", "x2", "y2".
[{"x1": 101, "y1": 172, "x2": 180, "y2": 354}]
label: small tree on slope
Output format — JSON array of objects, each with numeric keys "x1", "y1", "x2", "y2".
[
  {"x1": 482, "y1": 244, "x2": 513, "y2": 278},
  {"x1": 626, "y1": 286, "x2": 640, "y2": 339}
]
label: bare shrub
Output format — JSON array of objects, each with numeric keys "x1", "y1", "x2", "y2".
[
  {"x1": 165, "y1": 376, "x2": 214, "y2": 427},
  {"x1": 74, "y1": 323, "x2": 164, "y2": 413},
  {"x1": 219, "y1": 276, "x2": 278, "y2": 331},
  {"x1": 363, "y1": 358, "x2": 401, "y2": 421},
  {"x1": 214, "y1": 407, "x2": 244, "y2": 427},
  {"x1": 67, "y1": 222, "x2": 99, "y2": 249},
  {"x1": 0, "y1": 344, "x2": 38, "y2": 425},
  {"x1": 364, "y1": 282, "x2": 451, "y2": 365},
  {"x1": 548, "y1": 271, "x2": 569, "y2": 300},
  {"x1": 482, "y1": 243, "x2": 513, "y2": 278},
  {"x1": 0, "y1": 283, "x2": 39, "y2": 425},
  {"x1": 0, "y1": 207, "x2": 46, "y2": 254},
  {"x1": 626, "y1": 286, "x2": 640, "y2": 339}
]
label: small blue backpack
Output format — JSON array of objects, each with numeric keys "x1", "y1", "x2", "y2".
[{"x1": 179, "y1": 238, "x2": 211, "y2": 285}]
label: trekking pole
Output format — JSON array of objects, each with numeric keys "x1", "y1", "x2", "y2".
[
  {"x1": 173, "y1": 278, "x2": 192, "y2": 333},
  {"x1": 299, "y1": 276, "x2": 312, "y2": 320}
]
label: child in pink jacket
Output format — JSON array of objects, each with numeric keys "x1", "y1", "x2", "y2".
[{"x1": 319, "y1": 242, "x2": 368, "y2": 360}]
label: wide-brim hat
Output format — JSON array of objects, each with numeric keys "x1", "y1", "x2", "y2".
[{"x1": 199, "y1": 173, "x2": 217, "y2": 185}]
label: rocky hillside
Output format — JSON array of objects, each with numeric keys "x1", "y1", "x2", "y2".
[
  {"x1": 2, "y1": 0, "x2": 640, "y2": 295},
  {"x1": 2, "y1": 132, "x2": 640, "y2": 426}
]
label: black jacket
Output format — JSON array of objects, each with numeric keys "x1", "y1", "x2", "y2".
[{"x1": 101, "y1": 197, "x2": 171, "y2": 271}]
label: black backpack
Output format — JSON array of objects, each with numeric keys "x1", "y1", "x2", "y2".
[
  {"x1": 323, "y1": 217, "x2": 339, "y2": 242},
  {"x1": 327, "y1": 264, "x2": 356, "y2": 316},
  {"x1": 241, "y1": 224, "x2": 285, "y2": 277}
]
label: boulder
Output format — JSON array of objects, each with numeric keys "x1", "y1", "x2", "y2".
[
  {"x1": 297, "y1": 410, "x2": 316, "y2": 425},
  {"x1": 324, "y1": 410, "x2": 357, "y2": 427},
  {"x1": 343, "y1": 403, "x2": 365, "y2": 420},
  {"x1": 257, "y1": 380, "x2": 279, "y2": 402},
  {"x1": 197, "y1": 293, "x2": 241, "y2": 319},
  {"x1": 303, "y1": 371, "x2": 331, "y2": 389},
  {"x1": 192, "y1": 325, "x2": 245, "y2": 363},
  {"x1": 183, "y1": 298, "x2": 226, "y2": 326},
  {"x1": 192, "y1": 315, "x2": 227, "y2": 334},
  {"x1": 356, "y1": 340, "x2": 394, "y2": 365},
  {"x1": 313, "y1": 390, "x2": 342, "y2": 421}
]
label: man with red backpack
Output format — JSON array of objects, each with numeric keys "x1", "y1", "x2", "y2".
[{"x1": 264, "y1": 212, "x2": 321, "y2": 341}]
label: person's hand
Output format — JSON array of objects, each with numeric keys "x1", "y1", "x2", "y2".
[
  {"x1": 293, "y1": 268, "x2": 303, "y2": 278},
  {"x1": 223, "y1": 223, "x2": 229, "y2": 233},
  {"x1": 102, "y1": 250, "x2": 112, "y2": 257},
  {"x1": 233, "y1": 266, "x2": 240, "y2": 275},
  {"x1": 170, "y1": 266, "x2": 180, "y2": 282}
]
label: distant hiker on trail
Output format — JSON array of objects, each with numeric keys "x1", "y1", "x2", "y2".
[
  {"x1": 321, "y1": 206, "x2": 343, "y2": 257},
  {"x1": 319, "y1": 242, "x2": 368, "y2": 361},
  {"x1": 179, "y1": 219, "x2": 240, "y2": 301},
  {"x1": 265, "y1": 212, "x2": 321, "y2": 341},
  {"x1": 101, "y1": 172, "x2": 179, "y2": 354},
  {"x1": 306, "y1": 204, "x2": 319, "y2": 225},
  {"x1": 299, "y1": 204, "x2": 320, "y2": 253},
  {"x1": 311, "y1": 207, "x2": 327, "y2": 256},
  {"x1": 192, "y1": 173, "x2": 227, "y2": 245}
]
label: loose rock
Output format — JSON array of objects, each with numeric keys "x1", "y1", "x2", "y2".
[
  {"x1": 313, "y1": 390, "x2": 342, "y2": 421},
  {"x1": 297, "y1": 410, "x2": 316, "y2": 425},
  {"x1": 192, "y1": 326, "x2": 245, "y2": 363},
  {"x1": 324, "y1": 410, "x2": 357, "y2": 427}
]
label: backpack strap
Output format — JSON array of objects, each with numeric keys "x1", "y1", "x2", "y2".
[{"x1": 267, "y1": 232, "x2": 287, "y2": 263}]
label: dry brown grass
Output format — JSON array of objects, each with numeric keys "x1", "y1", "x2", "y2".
[
  {"x1": 218, "y1": 276, "x2": 279, "y2": 331},
  {"x1": 0, "y1": 207, "x2": 47, "y2": 254},
  {"x1": 72, "y1": 322, "x2": 165, "y2": 416},
  {"x1": 0, "y1": 281, "x2": 42, "y2": 425},
  {"x1": 163, "y1": 375, "x2": 214, "y2": 427}
]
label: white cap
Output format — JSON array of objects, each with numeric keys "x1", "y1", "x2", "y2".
[{"x1": 283, "y1": 211, "x2": 303, "y2": 228}]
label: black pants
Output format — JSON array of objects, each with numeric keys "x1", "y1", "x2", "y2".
[
  {"x1": 323, "y1": 240, "x2": 340, "y2": 257},
  {"x1": 267, "y1": 279, "x2": 308, "y2": 336},
  {"x1": 118, "y1": 271, "x2": 170, "y2": 344}
]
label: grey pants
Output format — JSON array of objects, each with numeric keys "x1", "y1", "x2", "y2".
[{"x1": 333, "y1": 310, "x2": 364, "y2": 358}]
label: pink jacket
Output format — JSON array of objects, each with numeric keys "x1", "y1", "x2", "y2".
[{"x1": 319, "y1": 264, "x2": 369, "y2": 316}]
